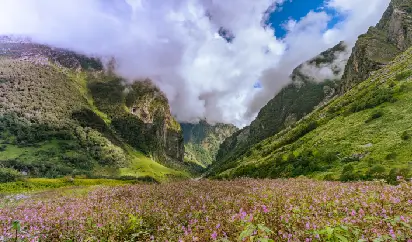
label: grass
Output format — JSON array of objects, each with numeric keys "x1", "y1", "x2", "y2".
[
  {"x1": 0, "y1": 178, "x2": 133, "y2": 194},
  {"x1": 66, "y1": 69, "x2": 112, "y2": 124},
  {"x1": 1, "y1": 178, "x2": 411, "y2": 241},
  {"x1": 119, "y1": 146, "x2": 190, "y2": 182},
  {"x1": 0, "y1": 140, "x2": 62, "y2": 160}
]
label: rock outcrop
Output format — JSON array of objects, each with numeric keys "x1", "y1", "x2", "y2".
[{"x1": 340, "y1": 0, "x2": 412, "y2": 93}]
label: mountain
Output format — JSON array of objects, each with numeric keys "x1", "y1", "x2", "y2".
[
  {"x1": 209, "y1": 1, "x2": 412, "y2": 182},
  {"x1": 0, "y1": 38, "x2": 189, "y2": 182},
  {"x1": 180, "y1": 121, "x2": 238, "y2": 168},
  {"x1": 340, "y1": 0, "x2": 412, "y2": 93},
  {"x1": 209, "y1": 46, "x2": 412, "y2": 182},
  {"x1": 212, "y1": 41, "x2": 350, "y2": 172}
]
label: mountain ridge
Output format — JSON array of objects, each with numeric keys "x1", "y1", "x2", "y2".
[
  {"x1": 0, "y1": 39, "x2": 190, "y2": 181},
  {"x1": 213, "y1": 41, "x2": 350, "y2": 171}
]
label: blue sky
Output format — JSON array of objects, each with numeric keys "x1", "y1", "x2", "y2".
[{"x1": 268, "y1": 0, "x2": 345, "y2": 38}]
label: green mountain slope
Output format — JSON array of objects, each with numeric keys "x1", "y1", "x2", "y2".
[
  {"x1": 214, "y1": 42, "x2": 349, "y2": 169},
  {"x1": 0, "y1": 39, "x2": 188, "y2": 182},
  {"x1": 181, "y1": 121, "x2": 238, "y2": 167},
  {"x1": 209, "y1": 46, "x2": 412, "y2": 182},
  {"x1": 340, "y1": 0, "x2": 412, "y2": 93}
]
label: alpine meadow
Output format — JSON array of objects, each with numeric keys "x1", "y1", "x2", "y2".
[{"x1": 1, "y1": 0, "x2": 412, "y2": 241}]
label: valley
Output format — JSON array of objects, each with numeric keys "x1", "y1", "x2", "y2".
[{"x1": 1, "y1": 0, "x2": 412, "y2": 241}]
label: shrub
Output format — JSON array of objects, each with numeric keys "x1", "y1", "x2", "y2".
[
  {"x1": 401, "y1": 131, "x2": 410, "y2": 140},
  {"x1": 367, "y1": 165, "x2": 387, "y2": 180},
  {"x1": 388, "y1": 168, "x2": 409, "y2": 184},
  {"x1": 340, "y1": 164, "x2": 359, "y2": 181},
  {"x1": 365, "y1": 111, "x2": 383, "y2": 123},
  {"x1": 385, "y1": 152, "x2": 397, "y2": 160},
  {"x1": 348, "y1": 88, "x2": 396, "y2": 114},
  {"x1": 0, "y1": 168, "x2": 23, "y2": 183},
  {"x1": 341, "y1": 155, "x2": 361, "y2": 163},
  {"x1": 395, "y1": 70, "x2": 412, "y2": 81},
  {"x1": 323, "y1": 173, "x2": 335, "y2": 181}
]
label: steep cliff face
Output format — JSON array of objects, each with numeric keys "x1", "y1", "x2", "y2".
[
  {"x1": 213, "y1": 42, "x2": 349, "y2": 168},
  {"x1": 87, "y1": 75, "x2": 186, "y2": 170},
  {"x1": 340, "y1": 0, "x2": 412, "y2": 93},
  {"x1": 0, "y1": 37, "x2": 187, "y2": 180},
  {"x1": 181, "y1": 121, "x2": 238, "y2": 167},
  {"x1": 124, "y1": 80, "x2": 184, "y2": 164}
]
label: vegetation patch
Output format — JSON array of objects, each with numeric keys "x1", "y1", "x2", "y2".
[
  {"x1": 1, "y1": 179, "x2": 411, "y2": 241},
  {"x1": 0, "y1": 178, "x2": 133, "y2": 194}
]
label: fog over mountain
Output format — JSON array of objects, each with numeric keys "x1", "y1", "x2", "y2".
[{"x1": 0, "y1": 0, "x2": 390, "y2": 127}]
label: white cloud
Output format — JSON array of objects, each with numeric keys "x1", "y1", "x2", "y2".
[
  {"x1": 323, "y1": 0, "x2": 391, "y2": 44},
  {"x1": 0, "y1": 0, "x2": 391, "y2": 127},
  {"x1": 245, "y1": 0, "x2": 391, "y2": 120}
]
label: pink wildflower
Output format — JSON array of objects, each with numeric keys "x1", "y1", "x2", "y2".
[{"x1": 211, "y1": 231, "x2": 218, "y2": 240}]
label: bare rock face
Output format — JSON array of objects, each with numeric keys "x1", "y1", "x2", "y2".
[
  {"x1": 0, "y1": 36, "x2": 103, "y2": 71},
  {"x1": 340, "y1": 0, "x2": 412, "y2": 93},
  {"x1": 123, "y1": 80, "x2": 185, "y2": 164}
]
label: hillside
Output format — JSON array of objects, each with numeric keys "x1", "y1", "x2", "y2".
[
  {"x1": 209, "y1": 46, "x2": 412, "y2": 182},
  {"x1": 210, "y1": 0, "x2": 412, "y2": 182},
  {"x1": 0, "y1": 38, "x2": 189, "y2": 182},
  {"x1": 340, "y1": 0, "x2": 412, "y2": 93},
  {"x1": 214, "y1": 42, "x2": 349, "y2": 170},
  {"x1": 181, "y1": 121, "x2": 238, "y2": 167}
]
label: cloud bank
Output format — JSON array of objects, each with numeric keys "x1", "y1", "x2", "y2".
[{"x1": 0, "y1": 0, "x2": 390, "y2": 127}]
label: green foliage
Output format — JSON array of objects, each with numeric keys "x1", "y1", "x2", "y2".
[
  {"x1": 365, "y1": 110, "x2": 384, "y2": 123},
  {"x1": 366, "y1": 165, "x2": 387, "y2": 180},
  {"x1": 347, "y1": 88, "x2": 396, "y2": 114},
  {"x1": 401, "y1": 130, "x2": 410, "y2": 140},
  {"x1": 0, "y1": 178, "x2": 133, "y2": 193},
  {"x1": 340, "y1": 164, "x2": 360, "y2": 182},
  {"x1": 395, "y1": 70, "x2": 412, "y2": 81},
  {"x1": 313, "y1": 225, "x2": 361, "y2": 242},
  {"x1": 182, "y1": 121, "x2": 238, "y2": 167},
  {"x1": 388, "y1": 167, "x2": 410, "y2": 184},
  {"x1": 0, "y1": 168, "x2": 23, "y2": 183},
  {"x1": 239, "y1": 222, "x2": 274, "y2": 242}
]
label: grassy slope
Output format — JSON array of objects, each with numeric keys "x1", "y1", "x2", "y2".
[
  {"x1": 0, "y1": 57, "x2": 188, "y2": 182},
  {"x1": 119, "y1": 146, "x2": 188, "y2": 181},
  {"x1": 211, "y1": 48, "x2": 412, "y2": 181}
]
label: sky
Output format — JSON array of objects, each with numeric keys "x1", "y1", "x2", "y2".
[
  {"x1": 0, "y1": 0, "x2": 391, "y2": 127},
  {"x1": 268, "y1": 0, "x2": 343, "y2": 38}
]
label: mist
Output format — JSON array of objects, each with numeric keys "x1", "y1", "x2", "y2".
[{"x1": 0, "y1": 0, "x2": 390, "y2": 127}]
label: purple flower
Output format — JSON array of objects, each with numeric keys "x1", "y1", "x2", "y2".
[{"x1": 211, "y1": 231, "x2": 218, "y2": 240}]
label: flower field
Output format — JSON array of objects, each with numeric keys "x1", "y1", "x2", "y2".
[{"x1": 1, "y1": 179, "x2": 412, "y2": 241}]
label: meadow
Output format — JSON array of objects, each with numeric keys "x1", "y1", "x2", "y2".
[{"x1": 1, "y1": 178, "x2": 411, "y2": 241}]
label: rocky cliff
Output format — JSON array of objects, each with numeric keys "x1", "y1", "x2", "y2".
[{"x1": 340, "y1": 0, "x2": 412, "y2": 93}]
